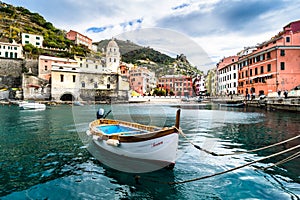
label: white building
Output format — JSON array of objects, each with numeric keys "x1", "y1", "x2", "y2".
[
  {"x1": 105, "y1": 38, "x2": 120, "y2": 73},
  {"x1": 51, "y1": 63, "x2": 81, "y2": 101},
  {"x1": 0, "y1": 40, "x2": 23, "y2": 59},
  {"x1": 22, "y1": 33, "x2": 44, "y2": 48},
  {"x1": 217, "y1": 56, "x2": 239, "y2": 95}
]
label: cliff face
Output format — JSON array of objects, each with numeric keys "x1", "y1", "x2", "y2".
[{"x1": 0, "y1": 58, "x2": 38, "y2": 88}]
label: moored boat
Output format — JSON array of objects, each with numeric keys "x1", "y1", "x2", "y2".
[
  {"x1": 219, "y1": 102, "x2": 245, "y2": 108},
  {"x1": 86, "y1": 109, "x2": 181, "y2": 173},
  {"x1": 18, "y1": 101, "x2": 46, "y2": 110}
]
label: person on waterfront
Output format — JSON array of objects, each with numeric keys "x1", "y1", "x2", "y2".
[
  {"x1": 284, "y1": 90, "x2": 288, "y2": 98},
  {"x1": 278, "y1": 90, "x2": 281, "y2": 97}
]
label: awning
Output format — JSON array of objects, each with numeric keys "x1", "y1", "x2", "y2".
[
  {"x1": 27, "y1": 84, "x2": 40, "y2": 88},
  {"x1": 250, "y1": 72, "x2": 277, "y2": 80}
]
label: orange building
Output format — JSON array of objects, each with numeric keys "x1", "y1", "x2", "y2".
[
  {"x1": 66, "y1": 30, "x2": 92, "y2": 50},
  {"x1": 237, "y1": 20, "x2": 300, "y2": 96}
]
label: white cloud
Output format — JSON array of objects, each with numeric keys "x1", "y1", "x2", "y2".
[{"x1": 3, "y1": 0, "x2": 300, "y2": 71}]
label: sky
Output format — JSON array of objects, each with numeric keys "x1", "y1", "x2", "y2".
[{"x1": 3, "y1": 0, "x2": 300, "y2": 73}]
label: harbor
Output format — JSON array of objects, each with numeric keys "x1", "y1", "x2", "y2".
[{"x1": 0, "y1": 103, "x2": 299, "y2": 199}]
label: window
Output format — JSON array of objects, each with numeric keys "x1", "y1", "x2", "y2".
[
  {"x1": 81, "y1": 82, "x2": 85, "y2": 88},
  {"x1": 25, "y1": 35, "x2": 29, "y2": 38},
  {"x1": 36, "y1": 37, "x2": 40, "y2": 40},
  {"x1": 286, "y1": 37, "x2": 290, "y2": 42},
  {"x1": 280, "y1": 62, "x2": 285, "y2": 70},
  {"x1": 36, "y1": 42, "x2": 40, "y2": 46},
  {"x1": 94, "y1": 82, "x2": 98, "y2": 88},
  {"x1": 260, "y1": 66, "x2": 264, "y2": 74},
  {"x1": 14, "y1": 47, "x2": 17, "y2": 50},
  {"x1": 25, "y1": 41, "x2": 29, "y2": 44},
  {"x1": 45, "y1": 66, "x2": 47, "y2": 71},
  {"x1": 255, "y1": 68, "x2": 258, "y2": 75},
  {"x1": 267, "y1": 64, "x2": 271, "y2": 72},
  {"x1": 280, "y1": 49, "x2": 285, "y2": 56},
  {"x1": 267, "y1": 52, "x2": 271, "y2": 59},
  {"x1": 250, "y1": 69, "x2": 252, "y2": 76},
  {"x1": 73, "y1": 75, "x2": 76, "y2": 83},
  {"x1": 60, "y1": 74, "x2": 64, "y2": 82}
]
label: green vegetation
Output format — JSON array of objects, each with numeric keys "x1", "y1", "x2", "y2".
[
  {"x1": 0, "y1": 2, "x2": 89, "y2": 57},
  {"x1": 0, "y1": 2, "x2": 203, "y2": 77}
]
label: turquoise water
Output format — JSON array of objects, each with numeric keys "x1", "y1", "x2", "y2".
[{"x1": 0, "y1": 103, "x2": 299, "y2": 199}]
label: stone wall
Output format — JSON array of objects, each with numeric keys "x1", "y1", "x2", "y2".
[{"x1": 0, "y1": 58, "x2": 38, "y2": 88}]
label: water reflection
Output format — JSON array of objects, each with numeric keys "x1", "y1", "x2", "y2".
[{"x1": 0, "y1": 104, "x2": 299, "y2": 199}]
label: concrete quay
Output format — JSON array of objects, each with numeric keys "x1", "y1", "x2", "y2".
[{"x1": 246, "y1": 97, "x2": 300, "y2": 112}]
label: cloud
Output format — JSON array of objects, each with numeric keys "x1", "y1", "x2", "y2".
[
  {"x1": 87, "y1": 25, "x2": 114, "y2": 33},
  {"x1": 172, "y1": 3, "x2": 190, "y2": 10},
  {"x1": 156, "y1": 0, "x2": 298, "y2": 37}
]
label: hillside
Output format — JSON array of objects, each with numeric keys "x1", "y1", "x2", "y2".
[
  {"x1": 0, "y1": 2, "x2": 88, "y2": 57},
  {"x1": 0, "y1": 2, "x2": 202, "y2": 77},
  {"x1": 96, "y1": 39, "x2": 202, "y2": 77}
]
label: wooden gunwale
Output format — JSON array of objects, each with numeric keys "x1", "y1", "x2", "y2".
[{"x1": 89, "y1": 119, "x2": 178, "y2": 143}]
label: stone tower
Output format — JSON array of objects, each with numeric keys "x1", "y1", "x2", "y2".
[{"x1": 106, "y1": 38, "x2": 120, "y2": 73}]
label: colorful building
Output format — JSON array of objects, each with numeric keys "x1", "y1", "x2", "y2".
[
  {"x1": 38, "y1": 55, "x2": 77, "y2": 82},
  {"x1": 237, "y1": 20, "x2": 300, "y2": 96},
  {"x1": 66, "y1": 30, "x2": 92, "y2": 50},
  {"x1": 129, "y1": 67, "x2": 156, "y2": 95},
  {"x1": 158, "y1": 75, "x2": 194, "y2": 96}
]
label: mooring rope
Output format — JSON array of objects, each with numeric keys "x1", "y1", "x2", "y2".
[
  {"x1": 167, "y1": 144, "x2": 300, "y2": 185},
  {"x1": 260, "y1": 151, "x2": 300, "y2": 171},
  {"x1": 175, "y1": 127, "x2": 300, "y2": 157}
]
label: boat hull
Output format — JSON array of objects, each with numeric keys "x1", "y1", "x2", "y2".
[
  {"x1": 86, "y1": 130, "x2": 179, "y2": 173},
  {"x1": 19, "y1": 102, "x2": 46, "y2": 110}
]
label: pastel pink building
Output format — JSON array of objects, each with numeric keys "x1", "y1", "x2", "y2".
[
  {"x1": 129, "y1": 67, "x2": 156, "y2": 95},
  {"x1": 237, "y1": 20, "x2": 300, "y2": 95},
  {"x1": 38, "y1": 55, "x2": 77, "y2": 81},
  {"x1": 66, "y1": 30, "x2": 92, "y2": 50}
]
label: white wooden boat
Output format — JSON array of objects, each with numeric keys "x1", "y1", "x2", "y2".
[
  {"x1": 86, "y1": 109, "x2": 181, "y2": 173},
  {"x1": 19, "y1": 101, "x2": 46, "y2": 110}
]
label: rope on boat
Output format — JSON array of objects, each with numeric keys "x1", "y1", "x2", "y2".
[
  {"x1": 175, "y1": 127, "x2": 300, "y2": 157},
  {"x1": 167, "y1": 144, "x2": 300, "y2": 185}
]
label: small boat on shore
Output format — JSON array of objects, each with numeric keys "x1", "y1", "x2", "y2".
[
  {"x1": 219, "y1": 102, "x2": 245, "y2": 108},
  {"x1": 18, "y1": 101, "x2": 46, "y2": 110},
  {"x1": 86, "y1": 109, "x2": 181, "y2": 173}
]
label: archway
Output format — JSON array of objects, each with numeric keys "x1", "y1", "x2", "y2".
[{"x1": 60, "y1": 93, "x2": 75, "y2": 101}]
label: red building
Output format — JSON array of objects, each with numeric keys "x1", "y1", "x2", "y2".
[
  {"x1": 237, "y1": 20, "x2": 300, "y2": 96},
  {"x1": 66, "y1": 30, "x2": 92, "y2": 50},
  {"x1": 158, "y1": 75, "x2": 193, "y2": 96}
]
